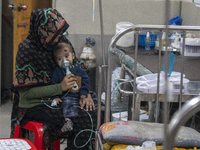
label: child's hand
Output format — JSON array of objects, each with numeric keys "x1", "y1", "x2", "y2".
[
  {"x1": 80, "y1": 95, "x2": 86, "y2": 100},
  {"x1": 55, "y1": 98, "x2": 62, "y2": 106},
  {"x1": 51, "y1": 98, "x2": 62, "y2": 107}
]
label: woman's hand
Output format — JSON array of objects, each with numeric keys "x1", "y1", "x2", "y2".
[
  {"x1": 60, "y1": 74, "x2": 77, "y2": 92},
  {"x1": 79, "y1": 94, "x2": 95, "y2": 111}
]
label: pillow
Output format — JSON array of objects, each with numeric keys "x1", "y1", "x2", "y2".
[{"x1": 100, "y1": 121, "x2": 200, "y2": 147}]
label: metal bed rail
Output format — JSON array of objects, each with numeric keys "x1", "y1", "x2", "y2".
[
  {"x1": 106, "y1": 24, "x2": 200, "y2": 123},
  {"x1": 101, "y1": 24, "x2": 200, "y2": 150},
  {"x1": 165, "y1": 96, "x2": 200, "y2": 150}
]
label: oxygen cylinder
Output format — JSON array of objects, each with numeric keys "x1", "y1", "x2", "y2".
[{"x1": 79, "y1": 37, "x2": 96, "y2": 92}]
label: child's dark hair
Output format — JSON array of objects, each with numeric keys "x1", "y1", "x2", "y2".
[
  {"x1": 53, "y1": 42, "x2": 73, "y2": 55},
  {"x1": 53, "y1": 42, "x2": 74, "y2": 65}
]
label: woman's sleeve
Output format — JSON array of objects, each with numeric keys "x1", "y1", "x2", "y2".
[{"x1": 19, "y1": 84, "x2": 63, "y2": 99}]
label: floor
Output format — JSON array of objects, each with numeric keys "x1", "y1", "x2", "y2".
[{"x1": 0, "y1": 98, "x2": 67, "y2": 150}]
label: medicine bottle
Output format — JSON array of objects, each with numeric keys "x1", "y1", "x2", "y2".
[{"x1": 145, "y1": 32, "x2": 150, "y2": 50}]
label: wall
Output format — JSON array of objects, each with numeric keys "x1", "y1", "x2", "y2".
[
  {"x1": 181, "y1": 1, "x2": 200, "y2": 37},
  {"x1": 55, "y1": 0, "x2": 181, "y2": 92},
  {"x1": 56, "y1": 0, "x2": 180, "y2": 35},
  {"x1": 182, "y1": 1, "x2": 200, "y2": 26}
]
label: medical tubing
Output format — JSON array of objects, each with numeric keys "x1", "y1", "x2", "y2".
[
  {"x1": 61, "y1": 90, "x2": 69, "y2": 99},
  {"x1": 43, "y1": 101, "x2": 62, "y2": 109},
  {"x1": 74, "y1": 106, "x2": 94, "y2": 148},
  {"x1": 42, "y1": 90, "x2": 95, "y2": 148},
  {"x1": 111, "y1": 79, "x2": 134, "y2": 120},
  {"x1": 43, "y1": 91, "x2": 69, "y2": 110},
  {"x1": 112, "y1": 79, "x2": 134, "y2": 98}
]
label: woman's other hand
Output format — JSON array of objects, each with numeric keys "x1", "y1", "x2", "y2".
[
  {"x1": 79, "y1": 94, "x2": 95, "y2": 111},
  {"x1": 60, "y1": 74, "x2": 77, "y2": 91}
]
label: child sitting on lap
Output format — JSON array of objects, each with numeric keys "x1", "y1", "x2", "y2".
[{"x1": 51, "y1": 42, "x2": 94, "y2": 132}]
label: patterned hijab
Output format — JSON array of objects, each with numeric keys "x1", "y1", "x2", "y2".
[{"x1": 13, "y1": 8, "x2": 70, "y2": 91}]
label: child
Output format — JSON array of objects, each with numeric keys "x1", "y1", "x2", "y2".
[{"x1": 51, "y1": 42, "x2": 92, "y2": 132}]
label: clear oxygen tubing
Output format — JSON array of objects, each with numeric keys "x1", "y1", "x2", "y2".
[
  {"x1": 44, "y1": 100, "x2": 96, "y2": 148},
  {"x1": 43, "y1": 92, "x2": 96, "y2": 149},
  {"x1": 73, "y1": 106, "x2": 94, "y2": 148},
  {"x1": 43, "y1": 91, "x2": 69, "y2": 110},
  {"x1": 111, "y1": 79, "x2": 134, "y2": 121}
]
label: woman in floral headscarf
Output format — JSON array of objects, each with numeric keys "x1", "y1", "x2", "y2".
[{"x1": 10, "y1": 8, "x2": 101, "y2": 150}]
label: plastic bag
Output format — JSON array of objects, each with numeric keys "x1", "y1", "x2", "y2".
[{"x1": 169, "y1": 16, "x2": 181, "y2": 25}]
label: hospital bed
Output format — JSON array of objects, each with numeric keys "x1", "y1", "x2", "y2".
[{"x1": 96, "y1": 25, "x2": 200, "y2": 150}]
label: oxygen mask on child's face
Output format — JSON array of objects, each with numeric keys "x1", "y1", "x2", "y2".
[
  {"x1": 61, "y1": 58, "x2": 72, "y2": 75},
  {"x1": 61, "y1": 58, "x2": 71, "y2": 69}
]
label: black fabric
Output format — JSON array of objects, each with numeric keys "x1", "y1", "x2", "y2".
[
  {"x1": 21, "y1": 105, "x2": 65, "y2": 127},
  {"x1": 66, "y1": 107, "x2": 105, "y2": 150},
  {"x1": 10, "y1": 92, "x2": 103, "y2": 150},
  {"x1": 13, "y1": 8, "x2": 69, "y2": 91}
]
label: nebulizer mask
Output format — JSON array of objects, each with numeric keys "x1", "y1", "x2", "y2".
[{"x1": 61, "y1": 58, "x2": 72, "y2": 75}]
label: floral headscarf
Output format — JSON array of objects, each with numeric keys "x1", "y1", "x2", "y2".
[{"x1": 13, "y1": 8, "x2": 69, "y2": 91}]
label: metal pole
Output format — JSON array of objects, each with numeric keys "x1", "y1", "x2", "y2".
[
  {"x1": 132, "y1": 31, "x2": 138, "y2": 120},
  {"x1": 98, "y1": 0, "x2": 107, "y2": 93},
  {"x1": 98, "y1": 0, "x2": 105, "y2": 66},
  {"x1": 97, "y1": 132, "x2": 104, "y2": 150},
  {"x1": 163, "y1": 0, "x2": 170, "y2": 148},
  {"x1": 179, "y1": 31, "x2": 186, "y2": 109},
  {"x1": 95, "y1": 65, "x2": 103, "y2": 150},
  {"x1": 165, "y1": 96, "x2": 200, "y2": 150},
  {"x1": 105, "y1": 52, "x2": 111, "y2": 122},
  {"x1": 155, "y1": 30, "x2": 162, "y2": 122},
  {"x1": 97, "y1": 66, "x2": 103, "y2": 128}
]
